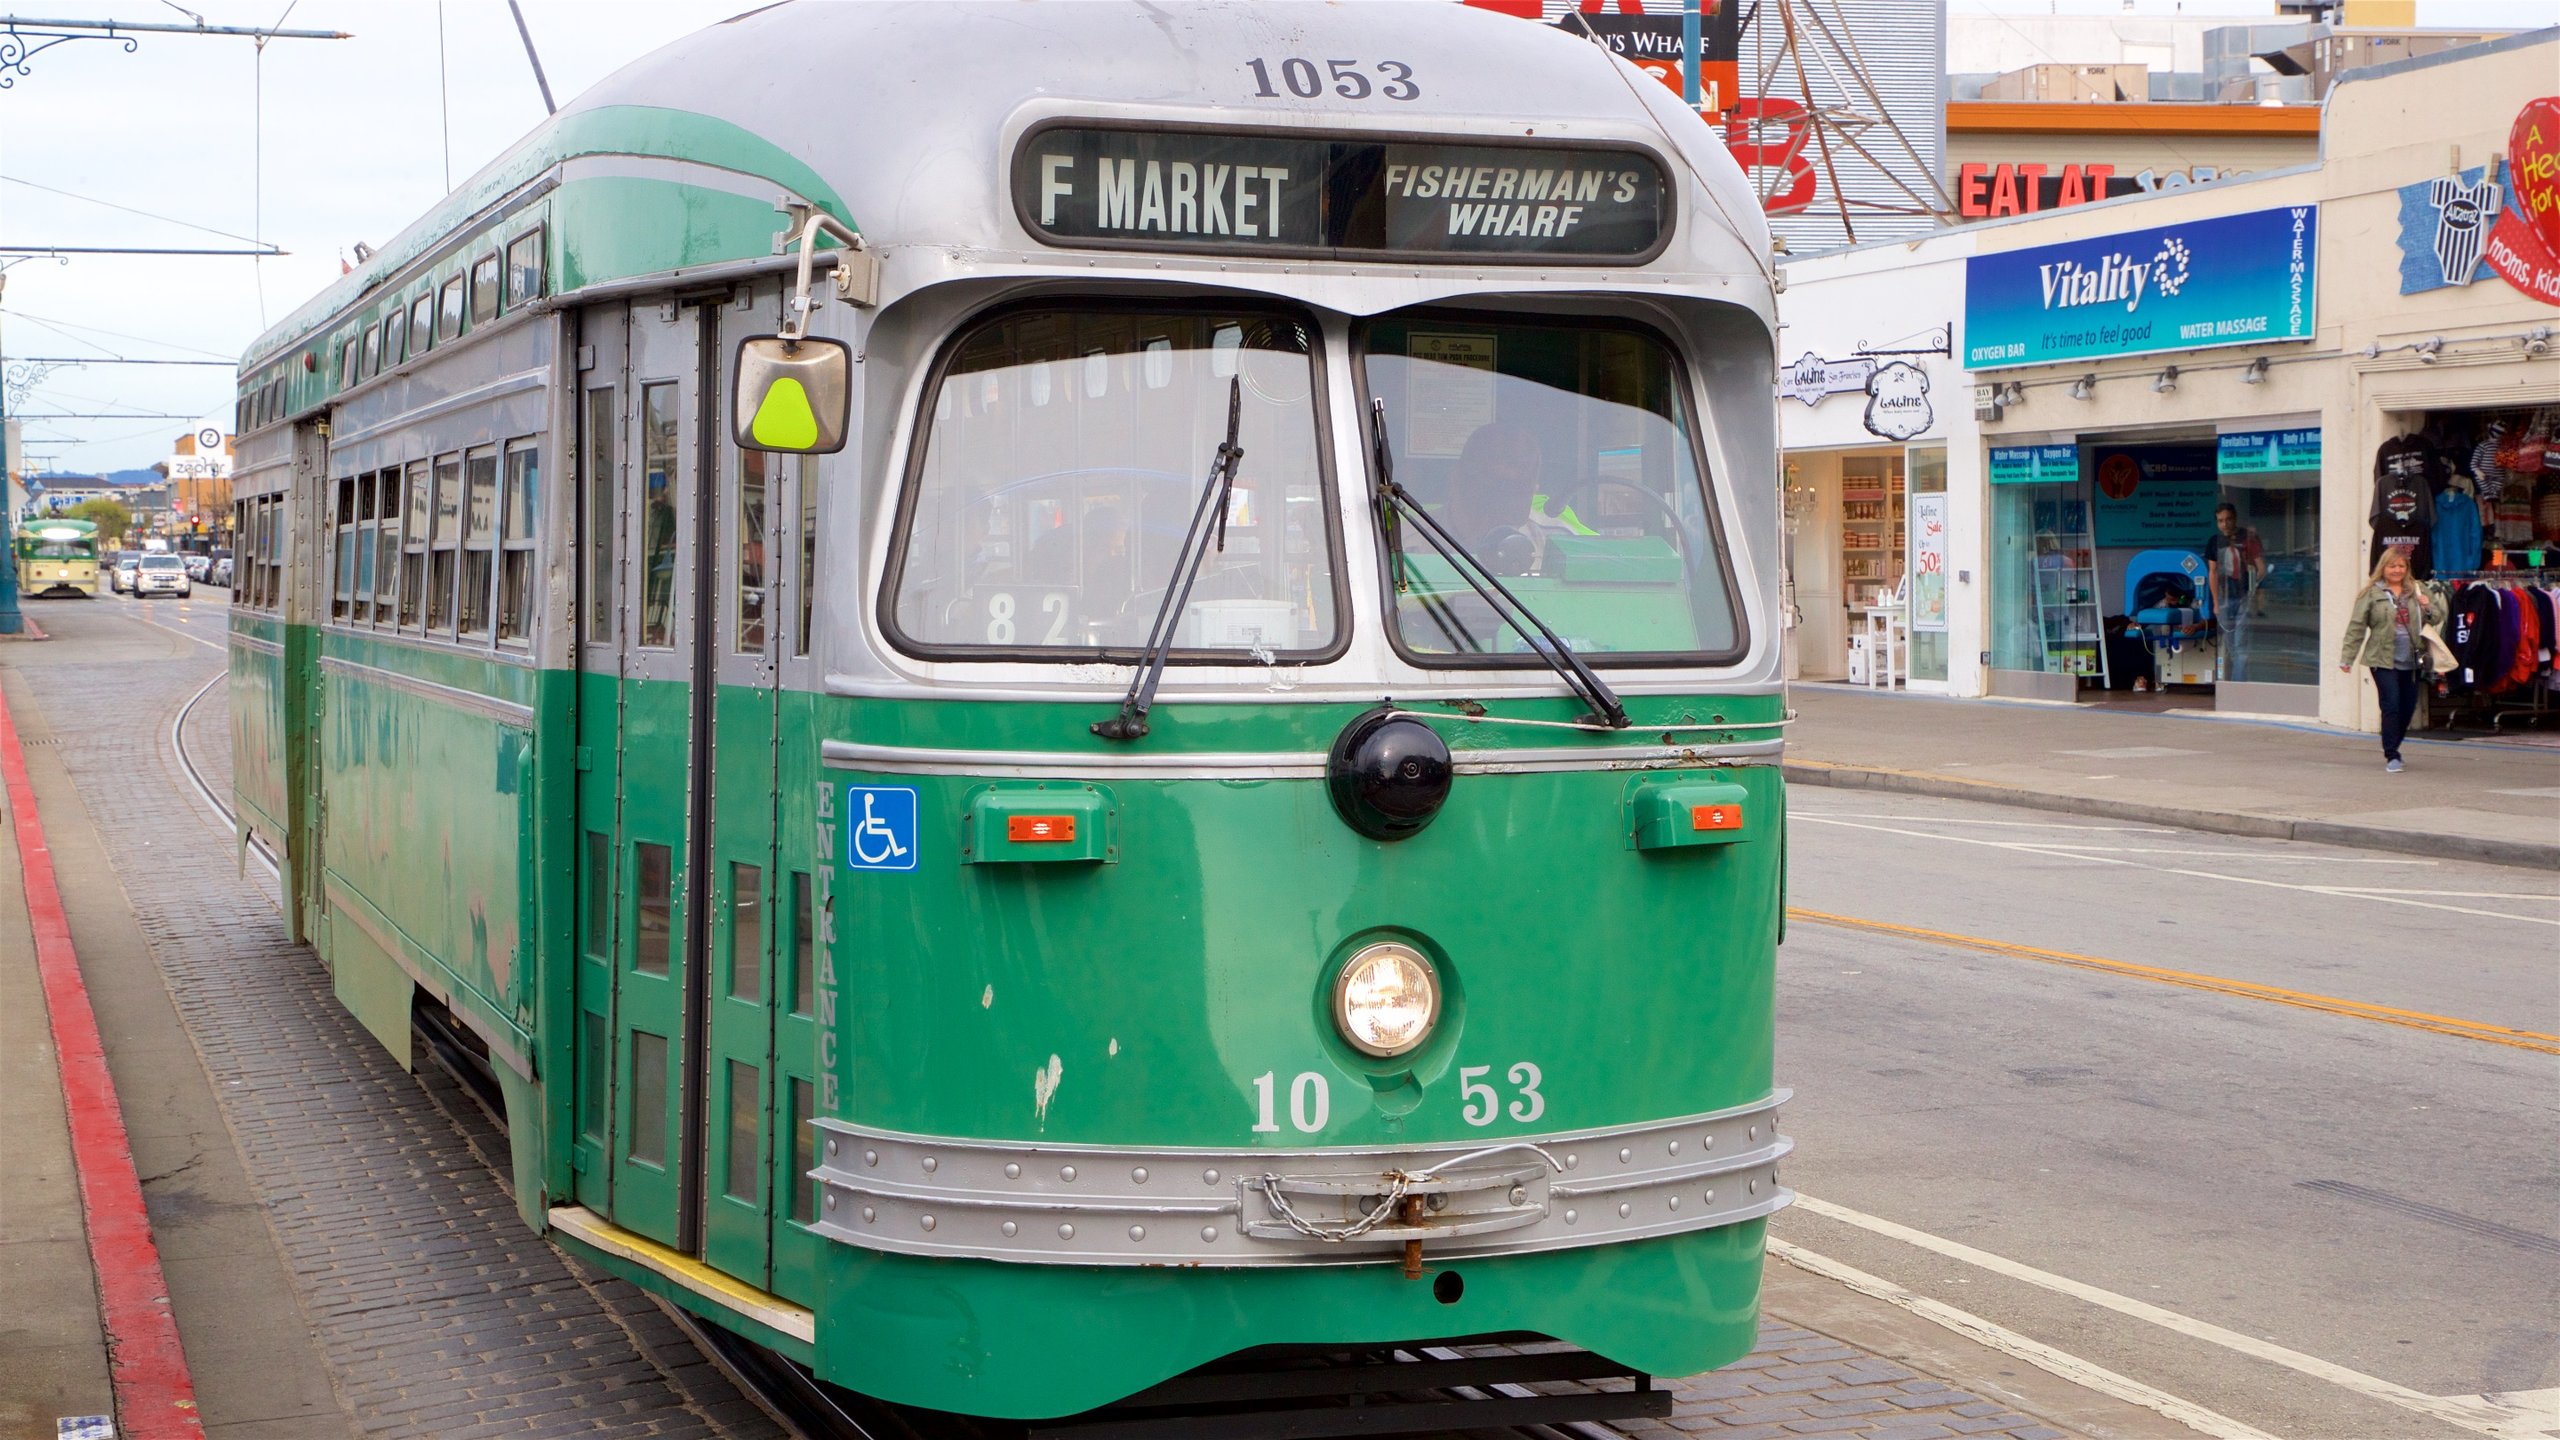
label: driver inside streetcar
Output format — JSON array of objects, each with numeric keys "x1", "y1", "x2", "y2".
[{"x1": 1442, "y1": 421, "x2": 1594, "y2": 576}]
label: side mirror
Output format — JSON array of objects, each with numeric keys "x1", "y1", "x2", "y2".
[{"x1": 734, "y1": 336, "x2": 851, "y2": 454}]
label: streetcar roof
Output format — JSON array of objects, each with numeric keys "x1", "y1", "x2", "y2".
[{"x1": 243, "y1": 1, "x2": 1773, "y2": 370}]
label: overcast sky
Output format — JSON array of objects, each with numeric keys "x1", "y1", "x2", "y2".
[{"x1": 5, "y1": 0, "x2": 2554, "y2": 475}]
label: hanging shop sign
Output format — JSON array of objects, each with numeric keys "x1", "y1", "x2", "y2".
[
  {"x1": 2482, "y1": 96, "x2": 2560, "y2": 307},
  {"x1": 2091, "y1": 445, "x2": 2220, "y2": 547},
  {"x1": 1988, "y1": 443, "x2": 2079, "y2": 485},
  {"x1": 1964, "y1": 205, "x2": 2318, "y2": 370},
  {"x1": 1863, "y1": 361, "x2": 1933, "y2": 441},
  {"x1": 2218, "y1": 428, "x2": 2323, "y2": 475},
  {"x1": 1780, "y1": 352, "x2": 1875, "y2": 407},
  {"x1": 1909, "y1": 491, "x2": 1949, "y2": 632},
  {"x1": 2395, "y1": 162, "x2": 2504, "y2": 293}
]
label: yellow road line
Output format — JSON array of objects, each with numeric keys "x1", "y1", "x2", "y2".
[{"x1": 1788, "y1": 907, "x2": 2560, "y2": 1056}]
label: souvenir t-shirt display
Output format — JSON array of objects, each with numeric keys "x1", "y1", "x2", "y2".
[{"x1": 2369, "y1": 434, "x2": 2437, "y2": 577}]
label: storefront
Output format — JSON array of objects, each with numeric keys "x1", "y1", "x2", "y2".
[
  {"x1": 1771, "y1": 245, "x2": 1968, "y2": 690},
  {"x1": 1778, "y1": 28, "x2": 2559, "y2": 732}
]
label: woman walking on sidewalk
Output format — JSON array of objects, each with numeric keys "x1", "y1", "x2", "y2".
[{"x1": 2338, "y1": 544, "x2": 2443, "y2": 772}]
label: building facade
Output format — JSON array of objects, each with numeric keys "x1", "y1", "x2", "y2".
[{"x1": 1778, "y1": 30, "x2": 2560, "y2": 731}]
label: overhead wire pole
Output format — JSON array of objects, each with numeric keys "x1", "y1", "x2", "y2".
[{"x1": 505, "y1": 0, "x2": 555, "y2": 115}]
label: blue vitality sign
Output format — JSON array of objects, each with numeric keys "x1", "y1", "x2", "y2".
[{"x1": 1965, "y1": 205, "x2": 2317, "y2": 370}]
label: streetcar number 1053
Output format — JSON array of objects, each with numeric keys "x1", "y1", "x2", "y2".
[{"x1": 1246, "y1": 57, "x2": 1420, "y2": 102}]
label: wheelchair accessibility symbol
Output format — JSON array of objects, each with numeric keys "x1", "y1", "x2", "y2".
[{"x1": 844, "y1": 786, "x2": 919, "y2": 872}]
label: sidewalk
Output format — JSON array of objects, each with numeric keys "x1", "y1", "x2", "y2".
[
  {"x1": 1785, "y1": 684, "x2": 2560, "y2": 871},
  {"x1": 0, "y1": 700, "x2": 114, "y2": 1440}
]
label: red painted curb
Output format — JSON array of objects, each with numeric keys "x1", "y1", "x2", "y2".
[{"x1": 0, "y1": 683, "x2": 201, "y2": 1437}]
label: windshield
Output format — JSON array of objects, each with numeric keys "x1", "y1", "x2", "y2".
[
  {"x1": 142, "y1": 555, "x2": 183, "y2": 570},
  {"x1": 30, "y1": 542, "x2": 92, "y2": 559},
  {"x1": 887, "y1": 304, "x2": 1337, "y2": 660},
  {"x1": 1363, "y1": 314, "x2": 1741, "y2": 664}
]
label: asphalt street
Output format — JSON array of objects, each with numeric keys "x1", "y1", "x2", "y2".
[
  {"x1": 1777, "y1": 789, "x2": 2558, "y2": 1440},
  {"x1": 37, "y1": 584, "x2": 2560, "y2": 1440}
]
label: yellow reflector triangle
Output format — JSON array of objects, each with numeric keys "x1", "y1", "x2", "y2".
[{"x1": 750, "y1": 377, "x2": 820, "y2": 450}]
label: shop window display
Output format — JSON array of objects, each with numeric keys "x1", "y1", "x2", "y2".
[{"x1": 2394, "y1": 405, "x2": 2560, "y2": 731}]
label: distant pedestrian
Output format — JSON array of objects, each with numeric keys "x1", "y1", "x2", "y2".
[{"x1": 2337, "y1": 544, "x2": 2444, "y2": 773}]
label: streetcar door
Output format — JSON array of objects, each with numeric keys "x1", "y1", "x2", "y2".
[
  {"x1": 597, "y1": 300, "x2": 713, "y2": 1249},
  {"x1": 569, "y1": 308, "x2": 629, "y2": 1218}
]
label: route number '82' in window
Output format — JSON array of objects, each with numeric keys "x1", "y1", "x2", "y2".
[{"x1": 1246, "y1": 58, "x2": 1418, "y2": 101}]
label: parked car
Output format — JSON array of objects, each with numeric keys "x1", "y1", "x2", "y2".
[
  {"x1": 184, "y1": 554, "x2": 210, "y2": 581},
  {"x1": 209, "y1": 555, "x2": 234, "y2": 587},
  {"x1": 111, "y1": 552, "x2": 142, "y2": 594},
  {"x1": 133, "y1": 553, "x2": 191, "y2": 598}
]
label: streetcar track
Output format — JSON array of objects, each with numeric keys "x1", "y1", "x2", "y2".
[{"x1": 1789, "y1": 907, "x2": 2560, "y2": 1056}]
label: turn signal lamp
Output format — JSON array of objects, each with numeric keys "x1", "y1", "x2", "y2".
[{"x1": 1333, "y1": 943, "x2": 1440, "y2": 1058}]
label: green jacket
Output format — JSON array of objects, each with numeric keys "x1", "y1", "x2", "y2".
[{"x1": 2338, "y1": 582, "x2": 2445, "y2": 670}]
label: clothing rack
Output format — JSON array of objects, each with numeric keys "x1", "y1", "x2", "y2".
[{"x1": 2430, "y1": 568, "x2": 2559, "y2": 732}]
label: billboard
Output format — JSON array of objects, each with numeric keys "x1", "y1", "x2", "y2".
[
  {"x1": 1473, "y1": 0, "x2": 1949, "y2": 253},
  {"x1": 1965, "y1": 206, "x2": 2318, "y2": 371}
]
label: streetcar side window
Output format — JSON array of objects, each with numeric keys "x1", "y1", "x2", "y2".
[
  {"x1": 634, "y1": 842, "x2": 672, "y2": 977},
  {"x1": 638, "y1": 382, "x2": 680, "y2": 649},
  {"x1": 506, "y1": 228, "x2": 543, "y2": 309},
  {"x1": 438, "y1": 277, "x2": 465, "y2": 343},
  {"x1": 788, "y1": 1077, "x2": 817, "y2": 1223},
  {"x1": 736, "y1": 452, "x2": 769, "y2": 654},
  {"x1": 460, "y1": 446, "x2": 499, "y2": 637},
  {"x1": 340, "y1": 337, "x2": 358, "y2": 390},
  {"x1": 729, "y1": 862, "x2": 763, "y2": 1001},
  {"x1": 498, "y1": 439, "x2": 538, "y2": 642},
  {"x1": 790, "y1": 871, "x2": 813, "y2": 1016},
  {"x1": 410, "y1": 294, "x2": 436, "y2": 356},
  {"x1": 629, "y1": 1031, "x2": 668, "y2": 1168},
  {"x1": 383, "y1": 307, "x2": 408, "y2": 369},
  {"x1": 583, "y1": 386, "x2": 616, "y2": 644},
  {"x1": 399, "y1": 460, "x2": 430, "y2": 627},
  {"x1": 428, "y1": 454, "x2": 462, "y2": 631},
  {"x1": 471, "y1": 253, "x2": 501, "y2": 325},
  {"x1": 375, "y1": 467, "x2": 403, "y2": 617},
  {"x1": 1358, "y1": 312, "x2": 1745, "y2": 666},
  {"x1": 332, "y1": 477, "x2": 357, "y2": 620},
  {"x1": 794, "y1": 460, "x2": 816, "y2": 657},
  {"x1": 885, "y1": 304, "x2": 1339, "y2": 660},
  {"x1": 354, "y1": 472, "x2": 378, "y2": 624},
  {"x1": 361, "y1": 323, "x2": 382, "y2": 382}
]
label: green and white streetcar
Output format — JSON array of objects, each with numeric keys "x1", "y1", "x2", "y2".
[{"x1": 230, "y1": 2, "x2": 1791, "y2": 1427}]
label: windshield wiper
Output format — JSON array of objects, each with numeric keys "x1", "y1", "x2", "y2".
[
  {"x1": 1368, "y1": 397, "x2": 1628, "y2": 730},
  {"x1": 1093, "y1": 375, "x2": 1248, "y2": 742}
]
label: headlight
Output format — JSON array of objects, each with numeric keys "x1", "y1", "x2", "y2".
[{"x1": 1332, "y1": 942, "x2": 1440, "y2": 1058}]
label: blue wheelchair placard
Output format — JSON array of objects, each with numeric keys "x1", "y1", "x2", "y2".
[{"x1": 844, "y1": 786, "x2": 919, "y2": 872}]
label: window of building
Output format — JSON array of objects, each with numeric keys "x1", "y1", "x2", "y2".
[
  {"x1": 471, "y1": 253, "x2": 501, "y2": 324},
  {"x1": 498, "y1": 440, "x2": 538, "y2": 642},
  {"x1": 399, "y1": 460, "x2": 429, "y2": 627},
  {"x1": 584, "y1": 386, "x2": 616, "y2": 644},
  {"x1": 428, "y1": 454, "x2": 462, "y2": 630},
  {"x1": 459, "y1": 446, "x2": 499, "y2": 636},
  {"x1": 506, "y1": 228, "x2": 543, "y2": 309},
  {"x1": 438, "y1": 276, "x2": 465, "y2": 342}
]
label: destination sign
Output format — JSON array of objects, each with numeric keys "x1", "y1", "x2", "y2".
[{"x1": 1016, "y1": 125, "x2": 1669, "y2": 262}]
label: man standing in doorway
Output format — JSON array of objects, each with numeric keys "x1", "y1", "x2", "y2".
[{"x1": 2206, "y1": 502, "x2": 2264, "y2": 668}]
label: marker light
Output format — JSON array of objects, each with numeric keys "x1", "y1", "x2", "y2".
[{"x1": 1333, "y1": 943, "x2": 1440, "y2": 1058}]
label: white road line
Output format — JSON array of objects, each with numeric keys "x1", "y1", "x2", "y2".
[
  {"x1": 1791, "y1": 1193, "x2": 2551, "y2": 1439},
  {"x1": 1788, "y1": 811, "x2": 2179, "y2": 833},
  {"x1": 2315, "y1": 888, "x2": 2559, "y2": 901},
  {"x1": 137, "y1": 610, "x2": 225, "y2": 653},
  {"x1": 1767, "y1": 1237, "x2": 2278, "y2": 1440},
  {"x1": 1796, "y1": 814, "x2": 2558, "y2": 928},
  {"x1": 1939, "y1": 844, "x2": 2431, "y2": 864}
]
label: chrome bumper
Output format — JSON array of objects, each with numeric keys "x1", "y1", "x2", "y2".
[{"x1": 809, "y1": 1091, "x2": 1790, "y2": 1267}]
